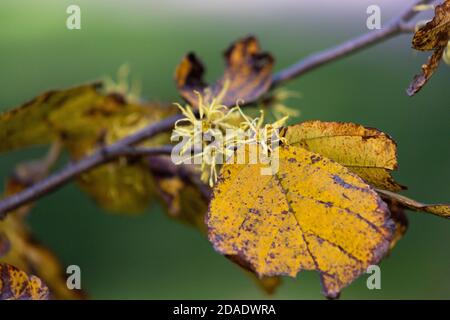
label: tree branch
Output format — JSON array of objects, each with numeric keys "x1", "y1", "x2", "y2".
[
  {"x1": 0, "y1": 0, "x2": 434, "y2": 217},
  {"x1": 271, "y1": 0, "x2": 435, "y2": 87},
  {"x1": 0, "y1": 135, "x2": 176, "y2": 218}
]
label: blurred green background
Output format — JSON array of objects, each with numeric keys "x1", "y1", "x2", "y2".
[{"x1": 0, "y1": 0, "x2": 449, "y2": 299}]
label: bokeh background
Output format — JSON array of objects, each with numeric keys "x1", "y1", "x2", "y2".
[{"x1": 0, "y1": 0, "x2": 449, "y2": 299}]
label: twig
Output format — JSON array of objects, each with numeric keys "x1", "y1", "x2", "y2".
[
  {"x1": 111, "y1": 145, "x2": 174, "y2": 158},
  {"x1": 0, "y1": 138, "x2": 175, "y2": 218},
  {"x1": 271, "y1": 0, "x2": 435, "y2": 87},
  {"x1": 147, "y1": 156, "x2": 212, "y2": 201},
  {"x1": 376, "y1": 188, "x2": 450, "y2": 219},
  {"x1": 0, "y1": 0, "x2": 434, "y2": 217}
]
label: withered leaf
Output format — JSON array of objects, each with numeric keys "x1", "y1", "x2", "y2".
[
  {"x1": 207, "y1": 145, "x2": 395, "y2": 298},
  {"x1": 407, "y1": 46, "x2": 446, "y2": 96},
  {"x1": 408, "y1": 0, "x2": 450, "y2": 96},
  {"x1": 147, "y1": 155, "x2": 208, "y2": 230},
  {"x1": 175, "y1": 35, "x2": 274, "y2": 107},
  {"x1": 0, "y1": 263, "x2": 49, "y2": 300},
  {"x1": 412, "y1": 0, "x2": 450, "y2": 51},
  {"x1": 282, "y1": 121, "x2": 405, "y2": 192}
]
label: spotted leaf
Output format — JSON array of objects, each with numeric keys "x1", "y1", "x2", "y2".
[
  {"x1": 0, "y1": 263, "x2": 49, "y2": 300},
  {"x1": 207, "y1": 145, "x2": 395, "y2": 298},
  {"x1": 281, "y1": 121, "x2": 405, "y2": 191}
]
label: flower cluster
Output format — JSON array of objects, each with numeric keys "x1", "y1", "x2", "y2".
[{"x1": 171, "y1": 84, "x2": 288, "y2": 186}]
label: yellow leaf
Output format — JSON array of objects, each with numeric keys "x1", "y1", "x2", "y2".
[
  {"x1": 282, "y1": 121, "x2": 405, "y2": 192},
  {"x1": 65, "y1": 100, "x2": 173, "y2": 212},
  {"x1": 0, "y1": 83, "x2": 176, "y2": 213},
  {"x1": 207, "y1": 145, "x2": 395, "y2": 298},
  {"x1": 77, "y1": 162, "x2": 156, "y2": 213},
  {"x1": 0, "y1": 263, "x2": 49, "y2": 300},
  {"x1": 0, "y1": 83, "x2": 102, "y2": 153},
  {"x1": 66, "y1": 97, "x2": 175, "y2": 213}
]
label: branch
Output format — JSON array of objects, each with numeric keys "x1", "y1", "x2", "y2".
[
  {"x1": 0, "y1": 131, "x2": 176, "y2": 218},
  {"x1": 271, "y1": 0, "x2": 435, "y2": 87},
  {"x1": 0, "y1": 0, "x2": 434, "y2": 217}
]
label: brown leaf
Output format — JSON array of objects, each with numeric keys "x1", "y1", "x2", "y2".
[
  {"x1": 0, "y1": 263, "x2": 49, "y2": 300},
  {"x1": 175, "y1": 35, "x2": 274, "y2": 107},
  {"x1": 408, "y1": 0, "x2": 450, "y2": 96},
  {"x1": 147, "y1": 156, "x2": 207, "y2": 228},
  {"x1": 407, "y1": 46, "x2": 446, "y2": 96},
  {"x1": 412, "y1": 1, "x2": 450, "y2": 51}
]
